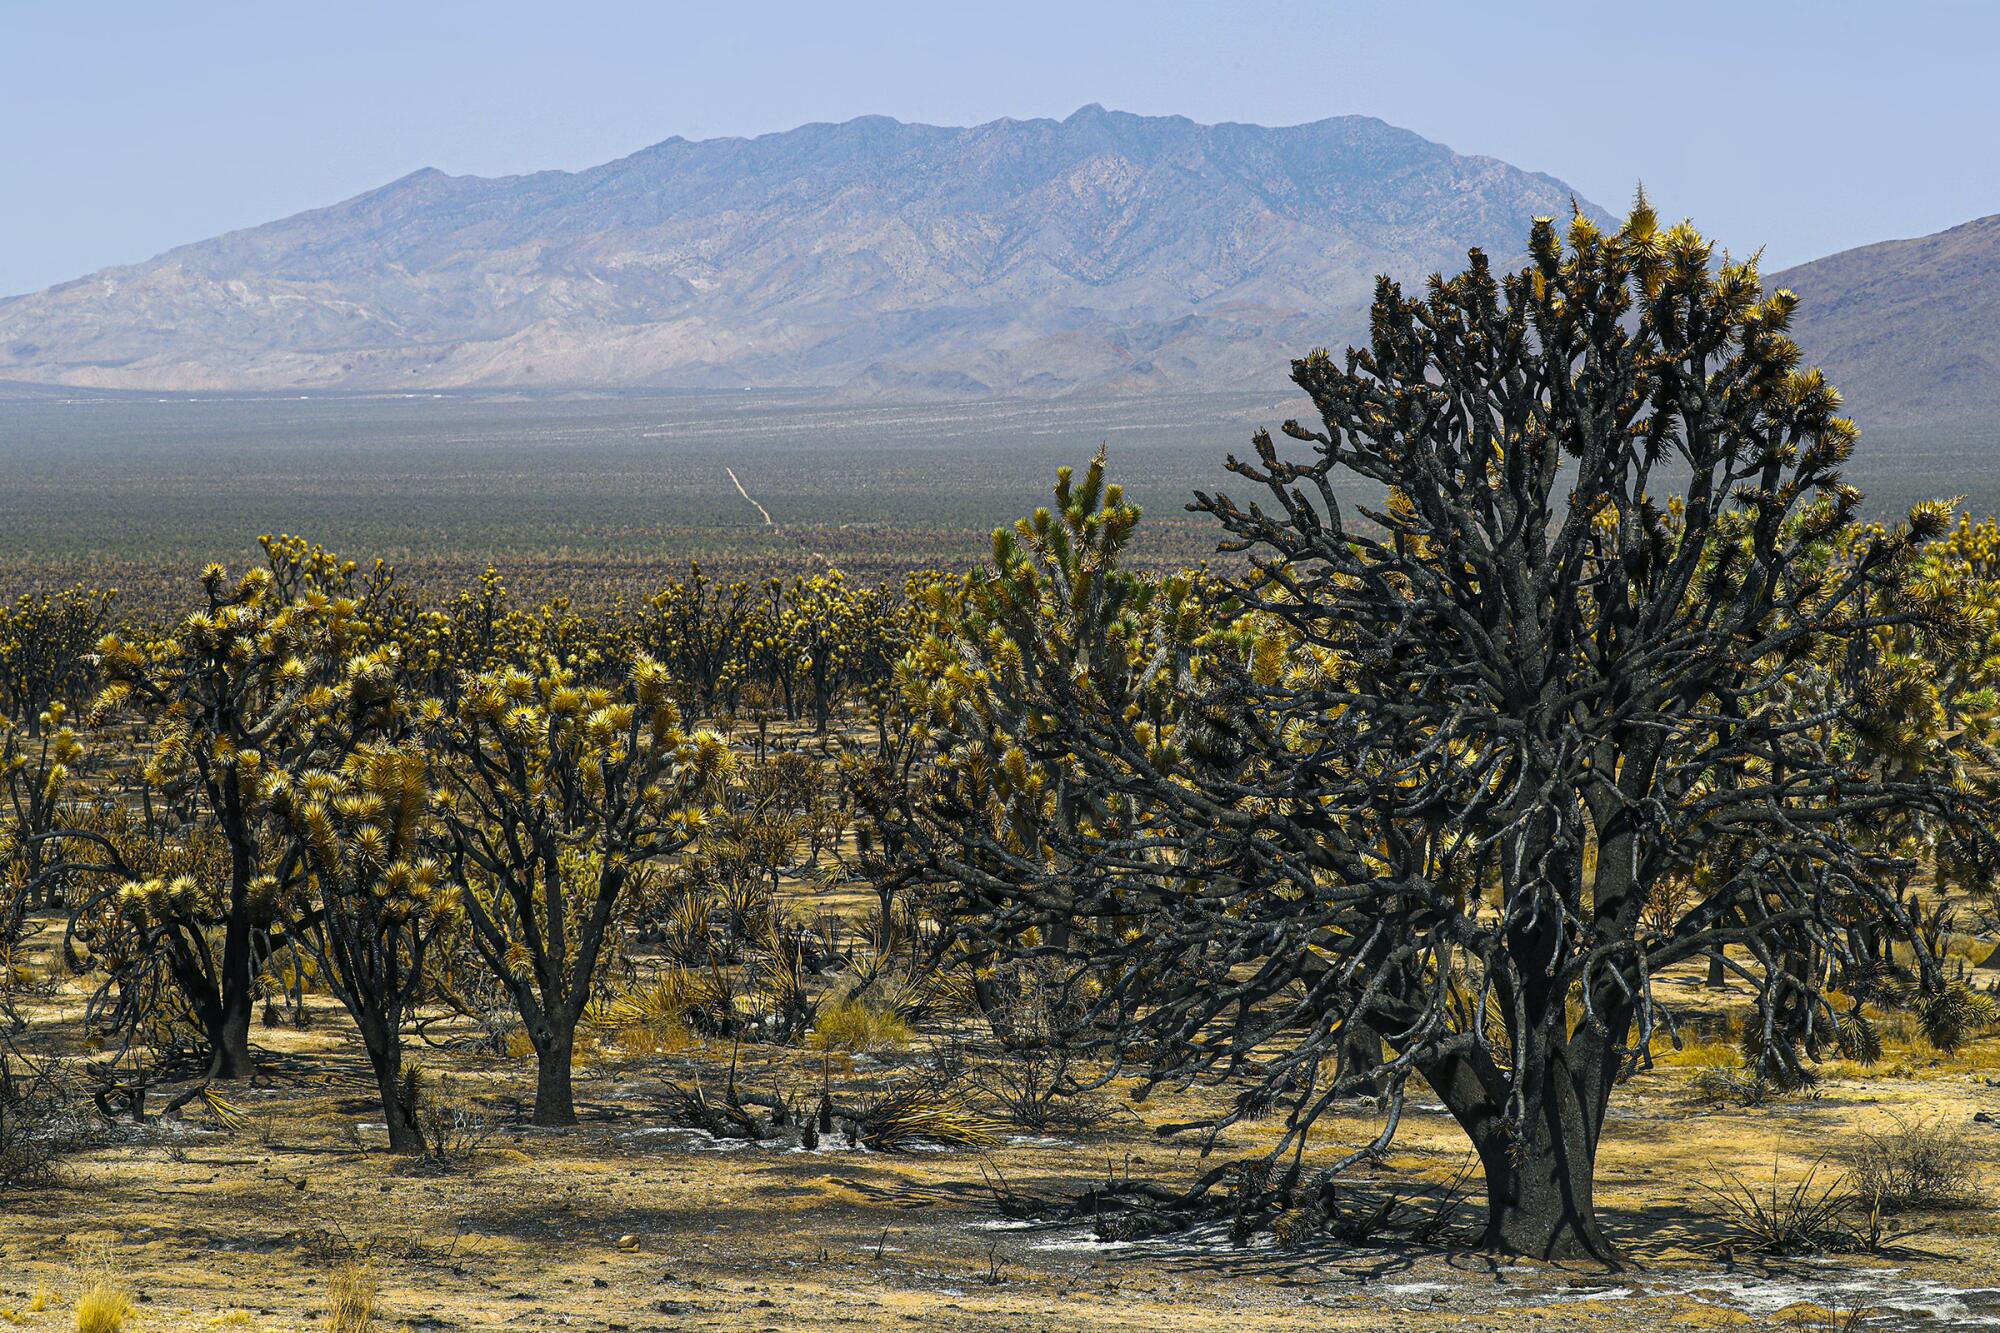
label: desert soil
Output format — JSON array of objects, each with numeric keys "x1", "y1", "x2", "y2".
[{"x1": 6, "y1": 922, "x2": 2000, "y2": 1332}]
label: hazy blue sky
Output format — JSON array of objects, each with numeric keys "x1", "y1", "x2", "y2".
[{"x1": 5, "y1": 1, "x2": 1997, "y2": 296}]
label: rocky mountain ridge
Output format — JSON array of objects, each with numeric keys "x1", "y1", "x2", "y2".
[{"x1": 0, "y1": 106, "x2": 1600, "y2": 397}]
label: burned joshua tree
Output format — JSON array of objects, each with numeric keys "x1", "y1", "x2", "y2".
[{"x1": 888, "y1": 200, "x2": 2000, "y2": 1261}]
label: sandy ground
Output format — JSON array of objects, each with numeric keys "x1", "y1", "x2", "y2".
[{"x1": 5, "y1": 925, "x2": 2000, "y2": 1332}]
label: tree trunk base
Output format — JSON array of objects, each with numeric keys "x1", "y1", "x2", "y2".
[
  {"x1": 373, "y1": 1059, "x2": 423, "y2": 1154},
  {"x1": 532, "y1": 1035, "x2": 578, "y2": 1127},
  {"x1": 210, "y1": 1009, "x2": 253, "y2": 1081},
  {"x1": 1480, "y1": 1208, "x2": 1619, "y2": 1266}
]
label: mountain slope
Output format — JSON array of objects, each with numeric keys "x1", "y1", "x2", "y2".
[
  {"x1": 0, "y1": 106, "x2": 1601, "y2": 397},
  {"x1": 1773, "y1": 213, "x2": 2000, "y2": 429}
]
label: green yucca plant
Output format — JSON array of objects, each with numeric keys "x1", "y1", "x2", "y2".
[
  {"x1": 807, "y1": 996, "x2": 913, "y2": 1054},
  {"x1": 1836, "y1": 1007, "x2": 1883, "y2": 1065}
]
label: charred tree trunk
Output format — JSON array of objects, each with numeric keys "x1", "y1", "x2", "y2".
[
  {"x1": 1471, "y1": 1072, "x2": 1612, "y2": 1260},
  {"x1": 1337, "y1": 1020, "x2": 1386, "y2": 1102},
  {"x1": 203, "y1": 1002, "x2": 253, "y2": 1082},
  {"x1": 215, "y1": 816, "x2": 259, "y2": 1081},
  {"x1": 214, "y1": 991, "x2": 253, "y2": 1081},
  {"x1": 531, "y1": 1022, "x2": 578, "y2": 1127},
  {"x1": 1428, "y1": 1039, "x2": 1617, "y2": 1264},
  {"x1": 363, "y1": 1024, "x2": 422, "y2": 1154}
]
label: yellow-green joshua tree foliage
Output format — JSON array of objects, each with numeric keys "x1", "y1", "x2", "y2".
[
  {"x1": 881, "y1": 201, "x2": 2000, "y2": 1262},
  {"x1": 0, "y1": 585, "x2": 112, "y2": 919},
  {"x1": 645, "y1": 561, "x2": 760, "y2": 717},
  {"x1": 274, "y1": 741, "x2": 458, "y2": 1152},
  {"x1": 497, "y1": 594, "x2": 635, "y2": 681},
  {"x1": 0, "y1": 700, "x2": 84, "y2": 1045},
  {"x1": 0, "y1": 586, "x2": 116, "y2": 735},
  {"x1": 396, "y1": 565, "x2": 643, "y2": 704},
  {"x1": 82, "y1": 537, "x2": 396, "y2": 1080},
  {"x1": 779, "y1": 570, "x2": 897, "y2": 734},
  {"x1": 396, "y1": 565, "x2": 512, "y2": 708},
  {"x1": 1847, "y1": 514, "x2": 2000, "y2": 1019},
  {"x1": 0, "y1": 702, "x2": 85, "y2": 934},
  {"x1": 424, "y1": 652, "x2": 731, "y2": 1125},
  {"x1": 895, "y1": 451, "x2": 1219, "y2": 864}
]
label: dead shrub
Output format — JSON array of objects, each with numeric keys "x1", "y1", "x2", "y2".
[
  {"x1": 1685, "y1": 1062, "x2": 1792, "y2": 1108},
  {"x1": 966, "y1": 1040, "x2": 1115, "y2": 1132},
  {"x1": 1846, "y1": 1113, "x2": 1982, "y2": 1211},
  {"x1": 0, "y1": 1050, "x2": 92, "y2": 1191}
]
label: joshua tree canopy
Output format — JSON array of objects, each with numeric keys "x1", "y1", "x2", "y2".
[
  {"x1": 423, "y1": 653, "x2": 730, "y2": 1126},
  {"x1": 891, "y1": 201, "x2": 2000, "y2": 1260}
]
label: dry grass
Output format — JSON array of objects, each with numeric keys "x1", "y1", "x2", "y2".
[
  {"x1": 73, "y1": 1282, "x2": 135, "y2": 1333},
  {"x1": 324, "y1": 1262, "x2": 377, "y2": 1333},
  {"x1": 807, "y1": 997, "x2": 913, "y2": 1053},
  {"x1": 1652, "y1": 1037, "x2": 1740, "y2": 1068},
  {"x1": 0, "y1": 1285, "x2": 53, "y2": 1327},
  {"x1": 1779, "y1": 1303, "x2": 1875, "y2": 1332}
]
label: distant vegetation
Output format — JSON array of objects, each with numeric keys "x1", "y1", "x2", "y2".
[
  {"x1": 0, "y1": 392, "x2": 1280, "y2": 617},
  {"x1": 1, "y1": 389, "x2": 1992, "y2": 622}
]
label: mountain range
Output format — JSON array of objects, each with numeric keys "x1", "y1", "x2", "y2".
[
  {"x1": 0, "y1": 106, "x2": 1992, "y2": 427},
  {"x1": 0, "y1": 107, "x2": 1598, "y2": 398},
  {"x1": 1770, "y1": 213, "x2": 2000, "y2": 429}
]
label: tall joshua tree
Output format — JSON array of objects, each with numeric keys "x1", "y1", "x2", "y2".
[
  {"x1": 427, "y1": 653, "x2": 729, "y2": 1126},
  {"x1": 278, "y1": 734, "x2": 458, "y2": 1155},
  {"x1": 892, "y1": 202, "x2": 1999, "y2": 1260},
  {"x1": 0, "y1": 586, "x2": 113, "y2": 911},
  {"x1": 87, "y1": 541, "x2": 394, "y2": 1080}
]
